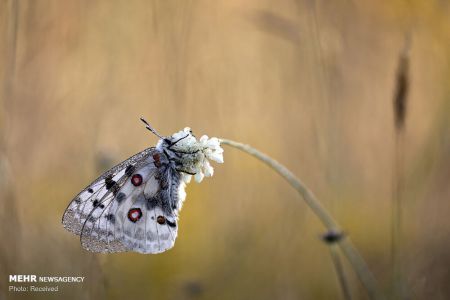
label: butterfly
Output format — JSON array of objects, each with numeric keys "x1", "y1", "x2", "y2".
[{"x1": 62, "y1": 118, "x2": 223, "y2": 254}]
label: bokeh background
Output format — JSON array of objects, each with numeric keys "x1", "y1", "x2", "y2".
[{"x1": 1, "y1": 1, "x2": 450, "y2": 299}]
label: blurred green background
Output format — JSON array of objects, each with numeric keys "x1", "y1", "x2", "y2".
[{"x1": 1, "y1": 1, "x2": 450, "y2": 299}]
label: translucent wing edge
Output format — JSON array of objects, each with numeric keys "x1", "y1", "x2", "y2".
[{"x1": 62, "y1": 147, "x2": 155, "y2": 237}]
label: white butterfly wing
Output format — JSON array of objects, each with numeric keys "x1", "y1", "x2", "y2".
[
  {"x1": 62, "y1": 148, "x2": 153, "y2": 233},
  {"x1": 63, "y1": 147, "x2": 186, "y2": 254}
]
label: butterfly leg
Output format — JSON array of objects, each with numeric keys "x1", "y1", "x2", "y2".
[{"x1": 176, "y1": 169, "x2": 196, "y2": 175}]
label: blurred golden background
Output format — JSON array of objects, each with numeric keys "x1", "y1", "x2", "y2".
[{"x1": 1, "y1": 1, "x2": 450, "y2": 299}]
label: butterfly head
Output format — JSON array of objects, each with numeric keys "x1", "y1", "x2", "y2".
[
  {"x1": 140, "y1": 118, "x2": 224, "y2": 183},
  {"x1": 156, "y1": 127, "x2": 201, "y2": 166}
]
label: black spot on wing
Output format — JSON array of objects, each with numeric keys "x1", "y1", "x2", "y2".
[
  {"x1": 104, "y1": 174, "x2": 120, "y2": 195},
  {"x1": 125, "y1": 165, "x2": 135, "y2": 176},
  {"x1": 116, "y1": 192, "x2": 126, "y2": 203},
  {"x1": 105, "y1": 214, "x2": 116, "y2": 224},
  {"x1": 105, "y1": 177, "x2": 116, "y2": 190},
  {"x1": 87, "y1": 188, "x2": 94, "y2": 193},
  {"x1": 166, "y1": 219, "x2": 177, "y2": 228},
  {"x1": 146, "y1": 197, "x2": 159, "y2": 210},
  {"x1": 92, "y1": 199, "x2": 105, "y2": 209},
  {"x1": 111, "y1": 185, "x2": 120, "y2": 196}
]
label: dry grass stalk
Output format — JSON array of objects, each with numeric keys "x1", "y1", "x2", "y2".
[
  {"x1": 391, "y1": 34, "x2": 411, "y2": 299},
  {"x1": 221, "y1": 138, "x2": 385, "y2": 300}
]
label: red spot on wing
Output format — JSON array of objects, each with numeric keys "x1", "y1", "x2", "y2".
[
  {"x1": 153, "y1": 153, "x2": 161, "y2": 168},
  {"x1": 131, "y1": 174, "x2": 143, "y2": 186},
  {"x1": 157, "y1": 215, "x2": 166, "y2": 225},
  {"x1": 127, "y1": 208, "x2": 142, "y2": 223}
]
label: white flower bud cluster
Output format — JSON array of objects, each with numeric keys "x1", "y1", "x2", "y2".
[{"x1": 169, "y1": 128, "x2": 224, "y2": 183}]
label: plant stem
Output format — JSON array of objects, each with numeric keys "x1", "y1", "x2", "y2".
[
  {"x1": 220, "y1": 138, "x2": 385, "y2": 300},
  {"x1": 329, "y1": 244, "x2": 352, "y2": 300},
  {"x1": 391, "y1": 36, "x2": 410, "y2": 299}
]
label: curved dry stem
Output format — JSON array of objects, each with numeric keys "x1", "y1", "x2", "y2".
[
  {"x1": 220, "y1": 138, "x2": 385, "y2": 300},
  {"x1": 329, "y1": 244, "x2": 352, "y2": 300}
]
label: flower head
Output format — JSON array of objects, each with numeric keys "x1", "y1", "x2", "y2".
[{"x1": 159, "y1": 128, "x2": 224, "y2": 183}]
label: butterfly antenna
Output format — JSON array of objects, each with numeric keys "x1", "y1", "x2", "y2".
[{"x1": 140, "y1": 117, "x2": 165, "y2": 139}]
